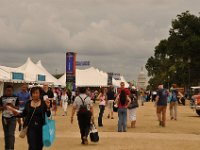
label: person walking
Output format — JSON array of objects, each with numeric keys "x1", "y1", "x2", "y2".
[
  {"x1": 140, "y1": 89, "x2": 145, "y2": 106},
  {"x1": 61, "y1": 89, "x2": 68, "y2": 116},
  {"x1": 17, "y1": 83, "x2": 31, "y2": 131},
  {"x1": 11, "y1": 87, "x2": 51, "y2": 150},
  {"x1": 115, "y1": 90, "x2": 131, "y2": 132},
  {"x1": 128, "y1": 88, "x2": 139, "y2": 128},
  {"x1": 52, "y1": 88, "x2": 58, "y2": 116},
  {"x1": 107, "y1": 86, "x2": 115, "y2": 119},
  {"x1": 41, "y1": 83, "x2": 54, "y2": 108},
  {"x1": 97, "y1": 88, "x2": 107, "y2": 127},
  {"x1": 0, "y1": 85, "x2": 19, "y2": 150},
  {"x1": 155, "y1": 84, "x2": 168, "y2": 127},
  {"x1": 71, "y1": 87, "x2": 94, "y2": 145},
  {"x1": 169, "y1": 84, "x2": 183, "y2": 121}
]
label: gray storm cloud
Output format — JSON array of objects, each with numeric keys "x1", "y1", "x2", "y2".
[{"x1": 0, "y1": 0, "x2": 199, "y2": 80}]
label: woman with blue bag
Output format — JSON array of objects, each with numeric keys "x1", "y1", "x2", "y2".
[{"x1": 11, "y1": 86, "x2": 51, "y2": 150}]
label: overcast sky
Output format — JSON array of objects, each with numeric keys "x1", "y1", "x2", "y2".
[{"x1": 0, "y1": 0, "x2": 199, "y2": 81}]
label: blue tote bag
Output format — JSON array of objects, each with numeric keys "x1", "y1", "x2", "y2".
[{"x1": 43, "y1": 114, "x2": 56, "y2": 147}]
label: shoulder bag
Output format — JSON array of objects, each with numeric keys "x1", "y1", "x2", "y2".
[{"x1": 19, "y1": 107, "x2": 37, "y2": 138}]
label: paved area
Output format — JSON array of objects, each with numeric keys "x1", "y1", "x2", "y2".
[{"x1": 0, "y1": 101, "x2": 200, "y2": 150}]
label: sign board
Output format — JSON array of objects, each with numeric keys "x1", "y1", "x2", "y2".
[
  {"x1": 66, "y1": 53, "x2": 76, "y2": 74},
  {"x1": 12, "y1": 72, "x2": 24, "y2": 80},
  {"x1": 113, "y1": 73, "x2": 121, "y2": 80},
  {"x1": 66, "y1": 52, "x2": 76, "y2": 91},
  {"x1": 76, "y1": 61, "x2": 90, "y2": 66},
  {"x1": 107, "y1": 73, "x2": 113, "y2": 86},
  {"x1": 108, "y1": 73, "x2": 121, "y2": 80}
]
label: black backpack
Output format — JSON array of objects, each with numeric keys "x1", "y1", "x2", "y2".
[{"x1": 78, "y1": 96, "x2": 89, "y2": 113}]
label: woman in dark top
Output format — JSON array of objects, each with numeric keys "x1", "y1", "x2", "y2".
[
  {"x1": 107, "y1": 86, "x2": 116, "y2": 119},
  {"x1": 19, "y1": 87, "x2": 51, "y2": 150}
]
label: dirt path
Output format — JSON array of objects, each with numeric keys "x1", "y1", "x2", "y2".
[{"x1": 0, "y1": 102, "x2": 200, "y2": 150}]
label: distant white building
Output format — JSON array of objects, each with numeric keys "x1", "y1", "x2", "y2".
[{"x1": 137, "y1": 67, "x2": 147, "y2": 90}]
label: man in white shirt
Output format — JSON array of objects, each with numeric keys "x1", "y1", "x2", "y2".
[{"x1": 71, "y1": 87, "x2": 94, "y2": 145}]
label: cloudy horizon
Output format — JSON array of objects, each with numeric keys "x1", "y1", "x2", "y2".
[{"x1": 0, "y1": 0, "x2": 199, "y2": 81}]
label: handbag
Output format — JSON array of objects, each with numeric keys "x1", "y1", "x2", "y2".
[
  {"x1": 43, "y1": 113, "x2": 56, "y2": 147},
  {"x1": 90, "y1": 122, "x2": 99, "y2": 142},
  {"x1": 19, "y1": 127, "x2": 28, "y2": 138},
  {"x1": 128, "y1": 99, "x2": 139, "y2": 109},
  {"x1": 113, "y1": 102, "x2": 118, "y2": 112},
  {"x1": 19, "y1": 107, "x2": 37, "y2": 138}
]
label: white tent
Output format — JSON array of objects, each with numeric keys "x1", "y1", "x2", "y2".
[
  {"x1": 113, "y1": 76, "x2": 129, "y2": 88},
  {"x1": 0, "y1": 58, "x2": 64, "y2": 85},
  {"x1": 17, "y1": 58, "x2": 46, "y2": 83},
  {"x1": 0, "y1": 65, "x2": 27, "y2": 83},
  {"x1": 0, "y1": 67, "x2": 11, "y2": 82},
  {"x1": 77, "y1": 67, "x2": 107, "y2": 87},
  {"x1": 0, "y1": 68, "x2": 9, "y2": 96},
  {"x1": 59, "y1": 67, "x2": 129, "y2": 88},
  {"x1": 59, "y1": 67, "x2": 107, "y2": 87},
  {"x1": 16, "y1": 58, "x2": 62, "y2": 85},
  {"x1": 36, "y1": 60, "x2": 63, "y2": 86}
]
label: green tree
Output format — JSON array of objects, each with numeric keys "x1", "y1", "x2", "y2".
[{"x1": 146, "y1": 11, "x2": 200, "y2": 90}]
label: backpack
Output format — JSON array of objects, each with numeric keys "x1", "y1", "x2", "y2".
[
  {"x1": 78, "y1": 96, "x2": 89, "y2": 113},
  {"x1": 171, "y1": 91, "x2": 177, "y2": 102}
]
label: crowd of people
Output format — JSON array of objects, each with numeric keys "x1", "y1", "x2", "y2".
[{"x1": 0, "y1": 81, "x2": 186, "y2": 149}]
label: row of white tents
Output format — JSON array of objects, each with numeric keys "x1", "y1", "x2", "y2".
[
  {"x1": 0, "y1": 57, "x2": 129, "y2": 91},
  {"x1": 0, "y1": 58, "x2": 62, "y2": 85},
  {"x1": 59, "y1": 67, "x2": 129, "y2": 88}
]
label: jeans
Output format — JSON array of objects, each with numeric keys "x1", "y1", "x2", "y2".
[
  {"x1": 98, "y1": 105, "x2": 105, "y2": 126},
  {"x1": 2, "y1": 117, "x2": 17, "y2": 150},
  {"x1": 118, "y1": 108, "x2": 127, "y2": 132}
]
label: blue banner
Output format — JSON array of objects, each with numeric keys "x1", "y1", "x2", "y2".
[
  {"x1": 66, "y1": 52, "x2": 76, "y2": 91},
  {"x1": 66, "y1": 53, "x2": 74, "y2": 74}
]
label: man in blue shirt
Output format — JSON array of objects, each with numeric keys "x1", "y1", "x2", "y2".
[
  {"x1": 156, "y1": 84, "x2": 168, "y2": 127},
  {"x1": 17, "y1": 83, "x2": 31, "y2": 131}
]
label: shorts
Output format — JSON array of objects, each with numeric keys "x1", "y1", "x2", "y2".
[
  {"x1": 107, "y1": 100, "x2": 114, "y2": 112},
  {"x1": 157, "y1": 106, "x2": 167, "y2": 114},
  {"x1": 129, "y1": 108, "x2": 136, "y2": 121}
]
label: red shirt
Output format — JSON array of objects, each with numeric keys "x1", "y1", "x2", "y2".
[{"x1": 118, "y1": 88, "x2": 130, "y2": 96}]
